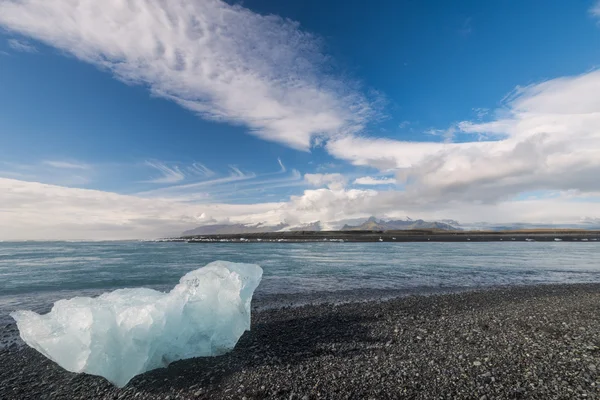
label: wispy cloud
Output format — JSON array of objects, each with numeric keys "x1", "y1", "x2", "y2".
[
  {"x1": 7, "y1": 38, "x2": 37, "y2": 53},
  {"x1": 43, "y1": 160, "x2": 90, "y2": 170},
  {"x1": 137, "y1": 167, "x2": 257, "y2": 198},
  {"x1": 316, "y1": 162, "x2": 339, "y2": 171},
  {"x1": 204, "y1": 171, "x2": 305, "y2": 202},
  {"x1": 472, "y1": 107, "x2": 489, "y2": 120},
  {"x1": 591, "y1": 1, "x2": 600, "y2": 19},
  {"x1": 143, "y1": 161, "x2": 185, "y2": 184},
  {"x1": 0, "y1": 170, "x2": 31, "y2": 179},
  {"x1": 354, "y1": 176, "x2": 397, "y2": 186},
  {"x1": 228, "y1": 165, "x2": 247, "y2": 178},
  {"x1": 277, "y1": 158, "x2": 286, "y2": 173},
  {"x1": 0, "y1": 160, "x2": 93, "y2": 187},
  {"x1": 425, "y1": 126, "x2": 457, "y2": 143},
  {"x1": 0, "y1": 0, "x2": 375, "y2": 151},
  {"x1": 137, "y1": 161, "x2": 304, "y2": 203},
  {"x1": 207, "y1": 169, "x2": 303, "y2": 194},
  {"x1": 186, "y1": 163, "x2": 215, "y2": 178},
  {"x1": 459, "y1": 17, "x2": 473, "y2": 36}
]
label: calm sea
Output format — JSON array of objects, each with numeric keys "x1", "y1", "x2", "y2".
[{"x1": 1, "y1": 240, "x2": 600, "y2": 328}]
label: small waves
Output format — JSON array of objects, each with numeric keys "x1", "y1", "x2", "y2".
[{"x1": 1, "y1": 241, "x2": 600, "y2": 321}]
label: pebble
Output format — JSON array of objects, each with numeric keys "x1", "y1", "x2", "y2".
[{"x1": 2, "y1": 284, "x2": 600, "y2": 400}]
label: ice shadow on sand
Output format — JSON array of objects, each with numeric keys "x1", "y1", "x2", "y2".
[{"x1": 126, "y1": 305, "x2": 382, "y2": 395}]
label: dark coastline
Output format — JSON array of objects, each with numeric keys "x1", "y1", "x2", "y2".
[
  {"x1": 2, "y1": 283, "x2": 600, "y2": 399},
  {"x1": 174, "y1": 230, "x2": 600, "y2": 243}
]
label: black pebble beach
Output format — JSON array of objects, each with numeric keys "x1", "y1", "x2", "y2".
[{"x1": 2, "y1": 284, "x2": 600, "y2": 399}]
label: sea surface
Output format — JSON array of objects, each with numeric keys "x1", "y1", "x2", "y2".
[{"x1": 1, "y1": 240, "x2": 600, "y2": 328}]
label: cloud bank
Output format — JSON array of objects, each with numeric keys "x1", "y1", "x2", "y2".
[{"x1": 1, "y1": 177, "x2": 599, "y2": 240}]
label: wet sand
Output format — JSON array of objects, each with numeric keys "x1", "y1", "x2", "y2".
[{"x1": 2, "y1": 284, "x2": 600, "y2": 399}]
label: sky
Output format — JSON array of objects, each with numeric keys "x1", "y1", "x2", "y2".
[{"x1": 1, "y1": 0, "x2": 600, "y2": 240}]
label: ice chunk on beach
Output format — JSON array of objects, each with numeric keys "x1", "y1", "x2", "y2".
[{"x1": 11, "y1": 261, "x2": 262, "y2": 387}]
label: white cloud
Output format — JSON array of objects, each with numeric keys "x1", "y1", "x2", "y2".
[
  {"x1": 327, "y1": 136, "x2": 451, "y2": 170},
  {"x1": 0, "y1": 0, "x2": 373, "y2": 151},
  {"x1": 43, "y1": 160, "x2": 90, "y2": 170},
  {"x1": 284, "y1": 187, "x2": 600, "y2": 228},
  {"x1": 354, "y1": 176, "x2": 397, "y2": 185},
  {"x1": 327, "y1": 69, "x2": 600, "y2": 205},
  {"x1": 304, "y1": 173, "x2": 347, "y2": 190},
  {"x1": 7, "y1": 38, "x2": 37, "y2": 53}
]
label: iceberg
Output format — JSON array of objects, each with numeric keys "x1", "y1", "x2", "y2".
[{"x1": 11, "y1": 261, "x2": 262, "y2": 387}]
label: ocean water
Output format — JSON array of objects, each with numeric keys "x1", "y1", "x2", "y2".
[{"x1": 1, "y1": 241, "x2": 600, "y2": 327}]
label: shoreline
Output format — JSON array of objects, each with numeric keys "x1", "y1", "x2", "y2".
[
  {"x1": 173, "y1": 230, "x2": 600, "y2": 243},
  {"x1": 2, "y1": 283, "x2": 600, "y2": 399},
  {"x1": 0, "y1": 282, "x2": 591, "y2": 349}
]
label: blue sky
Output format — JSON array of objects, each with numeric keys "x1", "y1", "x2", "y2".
[{"x1": 1, "y1": 0, "x2": 600, "y2": 239}]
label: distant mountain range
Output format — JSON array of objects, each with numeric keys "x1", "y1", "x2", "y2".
[
  {"x1": 182, "y1": 216, "x2": 458, "y2": 236},
  {"x1": 181, "y1": 216, "x2": 600, "y2": 236},
  {"x1": 341, "y1": 216, "x2": 460, "y2": 231},
  {"x1": 460, "y1": 221, "x2": 600, "y2": 231},
  {"x1": 287, "y1": 221, "x2": 323, "y2": 231}
]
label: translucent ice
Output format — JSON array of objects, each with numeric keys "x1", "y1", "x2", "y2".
[{"x1": 11, "y1": 261, "x2": 263, "y2": 387}]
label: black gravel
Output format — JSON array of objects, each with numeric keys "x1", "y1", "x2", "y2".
[{"x1": 2, "y1": 284, "x2": 600, "y2": 399}]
